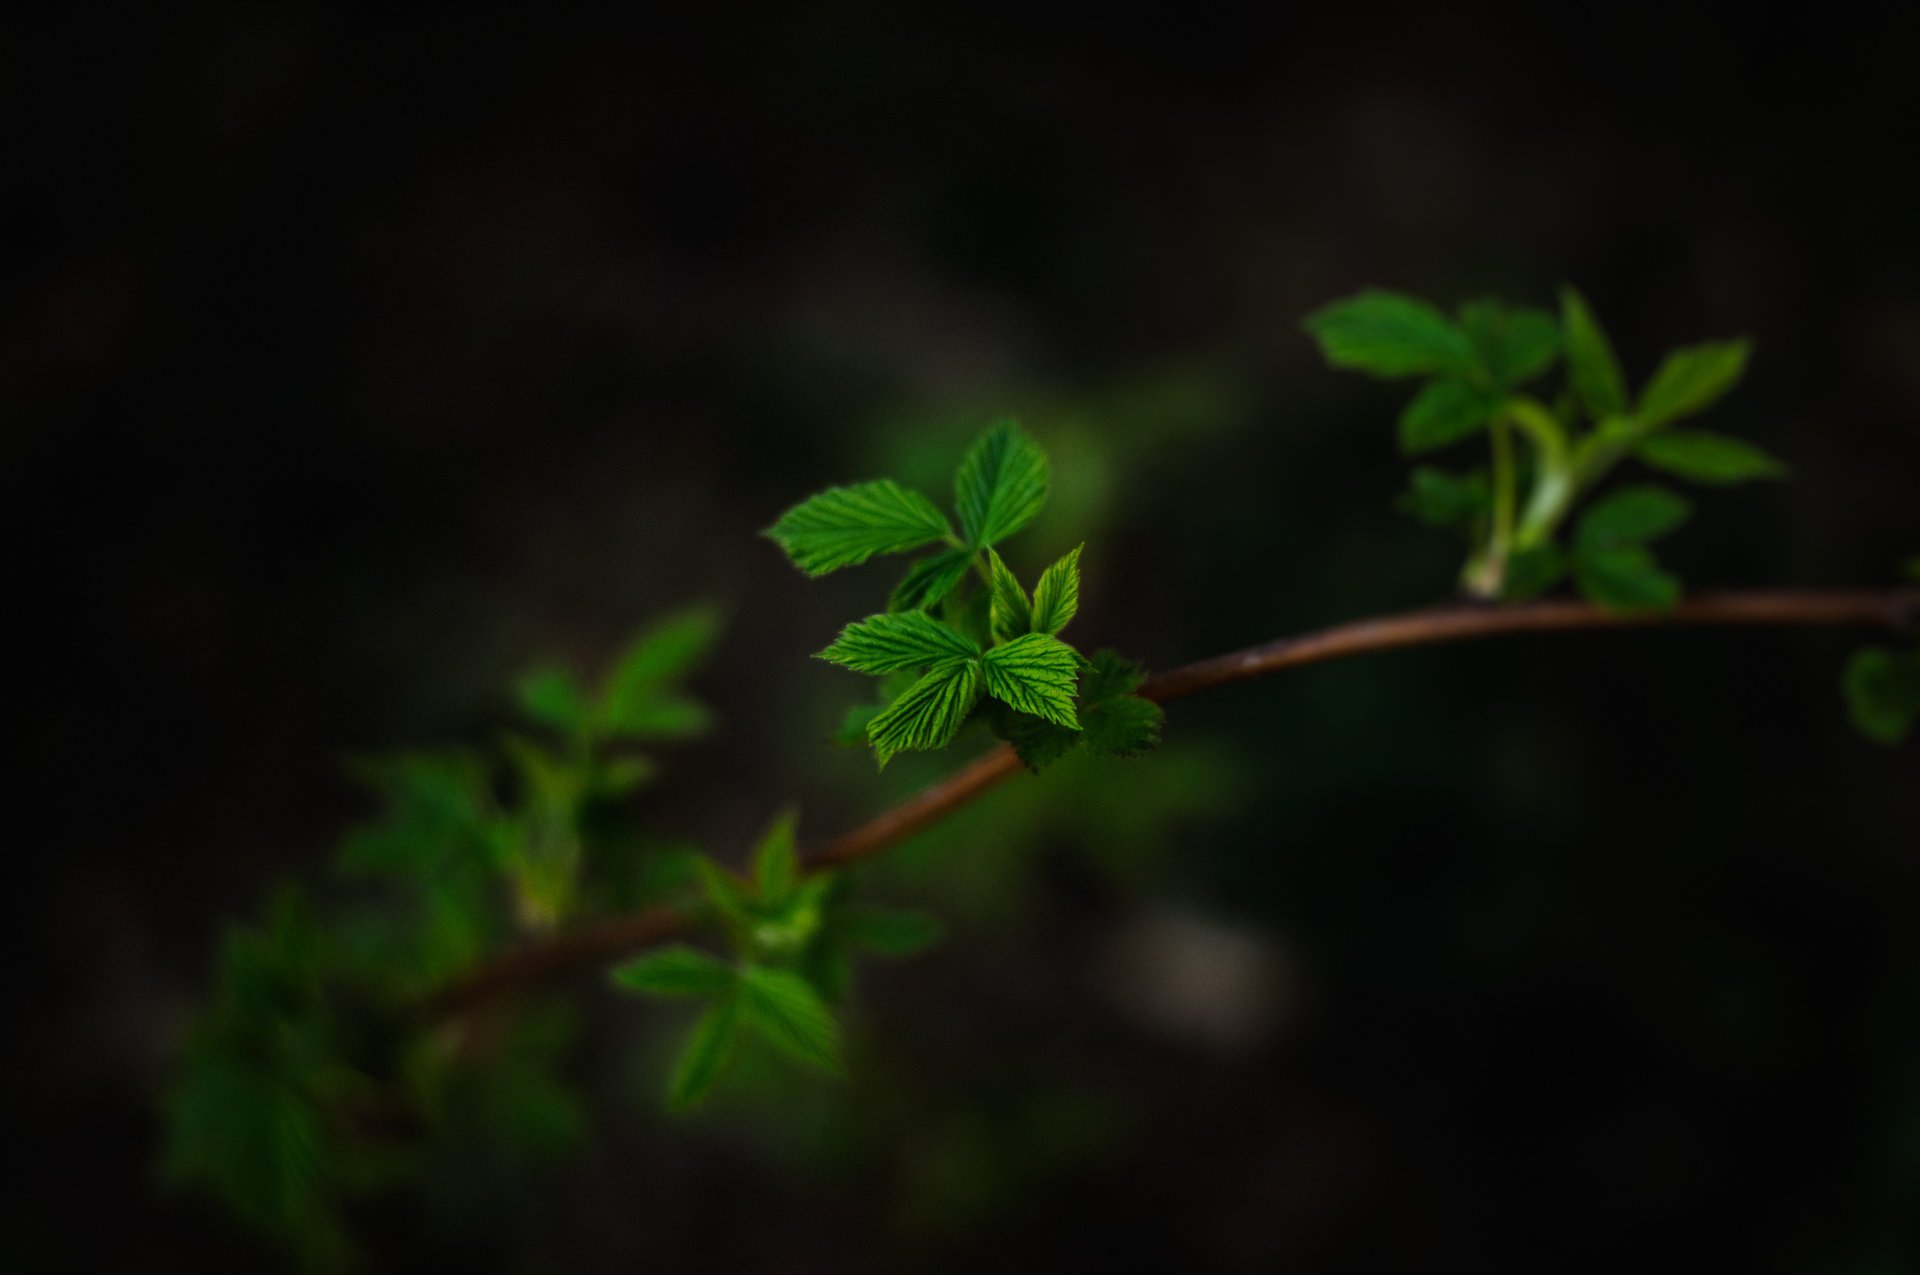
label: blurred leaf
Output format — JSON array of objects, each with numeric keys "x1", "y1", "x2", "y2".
[
  {"x1": 669, "y1": 996, "x2": 743, "y2": 1110},
  {"x1": 1575, "y1": 545, "x2": 1680, "y2": 612},
  {"x1": 1303, "y1": 290, "x2": 1473, "y2": 379},
  {"x1": 1399, "y1": 378, "x2": 1495, "y2": 454},
  {"x1": 889, "y1": 549, "x2": 973, "y2": 612},
  {"x1": 1500, "y1": 545, "x2": 1569, "y2": 601},
  {"x1": 1576, "y1": 485, "x2": 1692, "y2": 553},
  {"x1": 838, "y1": 905, "x2": 947, "y2": 955},
  {"x1": 955, "y1": 419, "x2": 1049, "y2": 549},
  {"x1": 739, "y1": 966, "x2": 845, "y2": 1076},
  {"x1": 613, "y1": 946, "x2": 738, "y2": 997},
  {"x1": 1459, "y1": 299, "x2": 1560, "y2": 387},
  {"x1": 336, "y1": 750, "x2": 491, "y2": 880},
  {"x1": 1082, "y1": 693, "x2": 1164, "y2": 758},
  {"x1": 1636, "y1": 340, "x2": 1751, "y2": 429},
  {"x1": 1029, "y1": 544, "x2": 1082, "y2": 635},
  {"x1": 1558, "y1": 285, "x2": 1628, "y2": 418},
  {"x1": 1399, "y1": 466, "x2": 1490, "y2": 529},
  {"x1": 867, "y1": 662, "x2": 983, "y2": 767},
  {"x1": 766, "y1": 480, "x2": 953, "y2": 575},
  {"x1": 1843, "y1": 647, "x2": 1920, "y2": 745},
  {"x1": 986, "y1": 548, "x2": 1032, "y2": 642},
  {"x1": 751, "y1": 810, "x2": 800, "y2": 908},
  {"x1": 516, "y1": 665, "x2": 590, "y2": 734},
  {"x1": 1634, "y1": 431, "x2": 1787, "y2": 484},
  {"x1": 599, "y1": 607, "x2": 720, "y2": 741},
  {"x1": 695, "y1": 858, "x2": 756, "y2": 927},
  {"x1": 818, "y1": 611, "x2": 980, "y2": 674},
  {"x1": 982, "y1": 634, "x2": 1081, "y2": 728}
]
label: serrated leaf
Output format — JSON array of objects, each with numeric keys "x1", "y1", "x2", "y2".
[
  {"x1": 668, "y1": 996, "x2": 742, "y2": 1110},
  {"x1": 766, "y1": 480, "x2": 954, "y2": 575},
  {"x1": 837, "y1": 906, "x2": 947, "y2": 955},
  {"x1": 1636, "y1": 340, "x2": 1751, "y2": 429},
  {"x1": 817, "y1": 611, "x2": 981, "y2": 674},
  {"x1": 1633, "y1": 431, "x2": 1787, "y2": 484},
  {"x1": 1082, "y1": 694, "x2": 1163, "y2": 757},
  {"x1": 752, "y1": 810, "x2": 799, "y2": 908},
  {"x1": 1399, "y1": 467, "x2": 1490, "y2": 528},
  {"x1": 1577, "y1": 485, "x2": 1692, "y2": 553},
  {"x1": 987, "y1": 548, "x2": 1032, "y2": 643},
  {"x1": 1459, "y1": 299, "x2": 1560, "y2": 387},
  {"x1": 1081, "y1": 648, "x2": 1146, "y2": 701},
  {"x1": 1004, "y1": 713, "x2": 1081, "y2": 772},
  {"x1": 613, "y1": 946, "x2": 738, "y2": 998},
  {"x1": 954, "y1": 420, "x2": 1049, "y2": 548},
  {"x1": 517, "y1": 666, "x2": 590, "y2": 733},
  {"x1": 1575, "y1": 545, "x2": 1680, "y2": 612},
  {"x1": 739, "y1": 966, "x2": 845, "y2": 1076},
  {"x1": 889, "y1": 549, "x2": 974, "y2": 612},
  {"x1": 1558, "y1": 285, "x2": 1627, "y2": 419},
  {"x1": 981, "y1": 633, "x2": 1082, "y2": 728},
  {"x1": 1398, "y1": 378, "x2": 1494, "y2": 454},
  {"x1": 867, "y1": 661, "x2": 983, "y2": 767},
  {"x1": 1303, "y1": 290, "x2": 1473, "y2": 379},
  {"x1": 1842, "y1": 646, "x2": 1920, "y2": 745},
  {"x1": 1500, "y1": 545, "x2": 1568, "y2": 601},
  {"x1": 1030, "y1": 545, "x2": 1082, "y2": 635}
]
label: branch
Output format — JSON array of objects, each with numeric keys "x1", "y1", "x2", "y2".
[{"x1": 422, "y1": 586, "x2": 1916, "y2": 1020}]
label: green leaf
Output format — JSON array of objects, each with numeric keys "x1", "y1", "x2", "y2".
[
  {"x1": 1303, "y1": 290, "x2": 1473, "y2": 379},
  {"x1": 954, "y1": 420, "x2": 1049, "y2": 549},
  {"x1": 751, "y1": 810, "x2": 800, "y2": 908},
  {"x1": 987, "y1": 548, "x2": 1032, "y2": 643},
  {"x1": 1636, "y1": 340, "x2": 1751, "y2": 429},
  {"x1": 1399, "y1": 467, "x2": 1490, "y2": 529},
  {"x1": 766, "y1": 480, "x2": 953, "y2": 575},
  {"x1": 739, "y1": 965, "x2": 845, "y2": 1075},
  {"x1": 1633, "y1": 431, "x2": 1787, "y2": 484},
  {"x1": 1575, "y1": 546, "x2": 1681, "y2": 612},
  {"x1": 1576, "y1": 485, "x2": 1692, "y2": 553},
  {"x1": 695, "y1": 858, "x2": 756, "y2": 927},
  {"x1": 1398, "y1": 378, "x2": 1495, "y2": 454},
  {"x1": 832, "y1": 702, "x2": 882, "y2": 747},
  {"x1": 817, "y1": 612, "x2": 981, "y2": 675},
  {"x1": 1842, "y1": 647, "x2": 1920, "y2": 745},
  {"x1": 889, "y1": 549, "x2": 974, "y2": 613},
  {"x1": 981, "y1": 633, "x2": 1082, "y2": 728},
  {"x1": 1030, "y1": 544, "x2": 1083, "y2": 635},
  {"x1": 867, "y1": 661, "x2": 983, "y2": 767},
  {"x1": 1500, "y1": 545, "x2": 1568, "y2": 601},
  {"x1": 1003, "y1": 712, "x2": 1081, "y2": 772},
  {"x1": 1558, "y1": 285, "x2": 1628, "y2": 419},
  {"x1": 668, "y1": 996, "x2": 742, "y2": 1110},
  {"x1": 517, "y1": 666, "x2": 590, "y2": 733},
  {"x1": 1082, "y1": 694, "x2": 1164, "y2": 758},
  {"x1": 838, "y1": 906, "x2": 947, "y2": 956},
  {"x1": 600, "y1": 607, "x2": 720, "y2": 739},
  {"x1": 613, "y1": 946, "x2": 737, "y2": 998},
  {"x1": 1459, "y1": 299, "x2": 1560, "y2": 387}
]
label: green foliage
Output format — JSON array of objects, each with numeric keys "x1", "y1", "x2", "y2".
[
  {"x1": 867, "y1": 661, "x2": 984, "y2": 767},
  {"x1": 1844, "y1": 646, "x2": 1920, "y2": 745},
  {"x1": 954, "y1": 418, "x2": 1050, "y2": 548},
  {"x1": 765, "y1": 480, "x2": 953, "y2": 576},
  {"x1": 1306, "y1": 285, "x2": 1779, "y2": 611},
  {"x1": 1029, "y1": 544, "x2": 1082, "y2": 635}
]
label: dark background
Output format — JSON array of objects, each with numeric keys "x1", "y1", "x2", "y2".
[{"x1": 11, "y1": 6, "x2": 1919, "y2": 1271}]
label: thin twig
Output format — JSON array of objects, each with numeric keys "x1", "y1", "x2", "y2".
[{"x1": 421, "y1": 586, "x2": 1916, "y2": 1020}]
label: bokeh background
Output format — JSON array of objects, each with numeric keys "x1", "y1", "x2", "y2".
[{"x1": 13, "y1": 6, "x2": 1920, "y2": 1270}]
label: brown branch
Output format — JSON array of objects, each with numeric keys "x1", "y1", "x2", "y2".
[{"x1": 421, "y1": 586, "x2": 1917, "y2": 1021}]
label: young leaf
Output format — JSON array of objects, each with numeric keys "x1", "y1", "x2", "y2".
[
  {"x1": 838, "y1": 906, "x2": 947, "y2": 956},
  {"x1": 1575, "y1": 546, "x2": 1681, "y2": 612},
  {"x1": 751, "y1": 810, "x2": 800, "y2": 908},
  {"x1": 1082, "y1": 694, "x2": 1164, "y2": 758},
  {"x1": 981, "y1": 633, "x2": 1082, "y2": 728},
  {"x1": 1842, "y1": 647, "x2": 1920, "y2": 745},
  {"x1": 613, "y1": 946, "x2": 737, "y2": 998},
  {"x1": 517, "y1": 666, "x2": 590, "y2": 734},
  {"x1": 954, "y1": 420, "x2": 1049, "y2": 549},
  {"x1": 1458, "y1": 299, "x2": 1561, "y2": 387},
  {"x1": 1576, "y1": 485, "x2": 1692, "y2": 553},
  {"x1": 600, "y1": 607, "x2": 720, "y2": 740},
  {"x1": 1399, "y1": 467, "x2": 1490, "y2": 529},
  {"x1": 889, "y1": 549, "x2": 973, "y2": 613},
  {"x1": 1399, "y1": 378, "x2": 1494, "y2": 454},
  {"x1": 1634, "y1": 431, "x2": 1787, "y2": 484},
  {"x1": 1500, "y1": 545, "x2": 1569, "y2": 601},
  {"x1": 668, "y1": 996, "x2": 742, "y2": 1110},
  {"x1": 817, "y1": 612, "x2": 981, "y2": 675},
  {"x1": 1003, "y1": 712, "x2": 1081, "y2": 772},
  {"x1": 867, "y1": 661, "x2": 984, "y2": 766},
  {"x1": 1557, "y1": 285, "x2": 1627, "y2": 419},
  {"x1": 1302, "y1": 290, "x2": 1473, "y2": 379},
  {"x1": 987, "y1": 548, "x2": 1033, "y2": 643},
  {"x1": 739, "y1": 966, "x2": 845, "y2": 1076},
  {"x1": 1635, "y1": 340, "x2": 1751, "y2": 430},
  {"x1": 766, "y1": 480, "x2": 953, "y2": 575},
  {"x1": 1029, "y1": 544, "x2": 1083, "y2": 635},
  {"x1": 695, "y1": 858, "x2": 756, "y2": 927}
]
